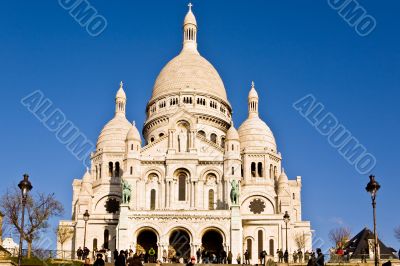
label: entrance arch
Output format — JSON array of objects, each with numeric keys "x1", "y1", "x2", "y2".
[
  {"x1": 202, "y1": 229, "x2": 224, "y2": 255},
  {"x1": 169, "y1": 229, "x2": 191, "y2": 261},
  {"x1": 137, "y1": 229, "x2": 158, "y2": 261}
]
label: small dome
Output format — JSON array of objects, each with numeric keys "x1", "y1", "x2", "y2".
[
  {"x1": 97, "y1": 115, "x2": 132, "y2": 149},
  {"x1": 238, "y1": 116, "x2": 277, "y2": 151},
  {"x1": 248, "y1": 81, "x2": 259, "y2": 99},
  {"x1": 126, "y1": 122, "x2": 141, "y2": 142},
  {"x1": 226, "y1": 125, "x2": 239, "y2": 140},
  {"x1": 184, "y1": 8, "x2": 197, "y2": 26},
  {"x1": 116, "y1": 82, "x2": 126, "y2": 99},
  {"x1": 278, "y1": 169, "x2": 289, "y2": 184}
]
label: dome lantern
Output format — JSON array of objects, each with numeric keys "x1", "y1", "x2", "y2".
[
  {"x1": 248, "y1": 81, "x2": 259, "y2": 118},
  {"x1": 115, "y1": 81, "x2": 126, "y2": 117},
  {"x1": 183, "y1": 3, "x2": 198, "y2": 53}
]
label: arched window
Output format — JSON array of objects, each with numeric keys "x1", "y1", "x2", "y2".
[
  {"x1": 95, "y1": 166, "x2": 98, "y2": 180},
  {"x1": 247, "y1": 239, "x2": 252, "y2": 259},
  {"x1": 115, "y1": 162, "x2": 120, "y2": 177},
  {"x1": 251, "y1": 162, "x2": 256, "y2": 177},
  {"x1": 208, "y1": 189, "x2": 214, "y2": 210},
  {"x1": 232, "y1": 167, "x2": 235, "y2": 175},
  {"x1": 293, "y1": 193, "x2": 295, "y2": 200},
  {"x1": 130, "y1": 166, "x2": 133, "y2": 175},
  {"x1": 274, "y1": 166, "x2": 277, "y2": 178},
  {"x1": 232, "y1": 144, "x2": 234, "y2": 151},
  {"x1": 270, "y1": 164, "x2": 273, "y2": 179},
  {"x1": 108, "y1": 162, "x2": 113, "y2": 177},
  {"x1": 93, "y1": 238, "x2": 97, "y2": 251},
  {"x1": 258, "y1": 230, "x2": 263, "y2": 259},
  {"x1": 269, "y1": 239, "x2": 274, "y2": 256},
  {"x1": 257, "y1": 162, "x2": 263, "y2": 177},
  {"x1": 150, "y1": 137, "x2": 155, "y2": 143},
  {"x1": 159, "y1": 133, "x2": 164, "y2": 138},
  {"x1": 210, "y1": 133, "x2": 217, "y2": 144},
  {"x1": 221, "y1": 137, "x2": 225, "y2": 148},
  {"x1": 150, "y1": 189, "x2": 156, "y2": 210},
  {"x1": 198, "y1": 130, "x2": 206, "y2": 137},
  {"x1": 99, "y1": 165, "x2": 102, "y2": 179},
  {"x1": 104, "y1": 229, "x2": 109, "y2": 249},
  {"x1": 178, "y1": 174, "x2": 186, "y2": 201},
  {"x1": 131, "y1": 144, "x2": 134, "y2": 150}
]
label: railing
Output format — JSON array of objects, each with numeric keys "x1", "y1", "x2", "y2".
[{"x1": 4, "y1": 248, "x2": 75, "y2": 260}]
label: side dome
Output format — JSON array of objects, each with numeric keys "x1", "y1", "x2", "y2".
[
  {"x1": 126, "y1": 122, "x2": 141, "y2": 142},
  {"x1": 226, "y1": 124, "x2": 239, "y2": 140},
  {"x1": 238, "y1": 82, "x2": 277, "y2": 152},
  {"x1": 97, "y1": 116, "x2": 132, "y2": 150},
  {"x1": 238, "y1": 117, "x2": 277, "y2": 151}
]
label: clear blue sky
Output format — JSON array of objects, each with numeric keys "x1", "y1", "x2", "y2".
[{"x1": 0, "y1": 0, "x2": 399, "y2": 251}]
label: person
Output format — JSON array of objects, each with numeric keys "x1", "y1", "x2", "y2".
[
  {"x1": 94, "y1": 253, "x2": 105, "y2": 266},
  {"x1": 236, "y1": 253, "x2": 241, "y2": 264},
  {"x1": 260, "y1": 250, "x2": 267, "y2": 265},
  {"x1": 114, "y1": 249, "x2": 119, "y2": 264},
  {"x1": 221, "y1": 249, "x2": 227, "y2": 264},
  {"x1": 284, "y1": 250, "x2": 289, "y2": 263},
  {"x1": 163, "y1": 249, "x2": 168, "y2": 263},
  {"x1": 77, "y1": 247, "x2": 83, "y2": 260},
  {"x1": 278, "y1": 249, "x2": 284, "y2": 263},
  {"x1": 244, "y1": 250, "x2": 250, "y2": 264},
  {"x1": 196, "y1": 248, "x2": 201, "y2": 263},
  {"x1": 304, "y1": 251, "x2": 310, "y2": 263},
  {"x1": 227, "y1": 250, "x2": 233, "y2": 264},
  {"x1": 156, "y1": 259, "x2": 162, "y2": 266},
  {"x1": 316, "y1": 249, "x2": 324, "y2": 266},
  {"x1": 83, "y1": 247, "x2": 90, "y2": 260},
  {"x1": 293, "y1": 251, "x2": 298, "y2": 263},
  {"x1": 116, "y1": 250, "x2": 126, "y2": 266},
  {"x1": 127, "y1": 254, "x2": 143, "y2": 266},
  {"x1": 186, "y1": 256, "x2": 196, "y2": 266},
  {"x1": 307, "y1": 252, "x2": 316, "y2": 266},
  {"x1": 298, "y1": 250, "x2": 303, "y2": 263}
]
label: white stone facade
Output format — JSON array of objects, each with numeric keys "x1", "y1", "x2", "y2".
[{"x1": 59, "y1": 5, "x2": 312, "y2": 264}]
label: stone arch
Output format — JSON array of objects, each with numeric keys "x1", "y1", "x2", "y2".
[
  {"x1": 199, "y1": 226, "x2": 227, "y2": 244},
  {"x1": 94, "y1": 194, "x2": 121, "y2": 212},
  {"x1": 240, "y1": 193, "x2": 276, "y2": 214},
  {"x1": 144, "y1": 167, "x2": 165, "y2": 181},
  {"x1": 240, "y1": 192, "x2": 276, "y2": 211},
  {"x1": 199, "y1": 167, "x2": 223, "y2": 182}
]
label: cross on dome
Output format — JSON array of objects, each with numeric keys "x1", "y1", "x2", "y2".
[
  {"x1": 188, "y1": 2, "x2": 193, "y2": 11},
  {"x1": 251, "y1": 81, "x2": 255, "y2": 88},
  {"x1": 120, "y1": 81, "x2": 124, "y2": 88}
]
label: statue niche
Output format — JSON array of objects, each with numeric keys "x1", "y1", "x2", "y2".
[{"x1": 176, "y1": 121, "x2": 190, "y2": 153}]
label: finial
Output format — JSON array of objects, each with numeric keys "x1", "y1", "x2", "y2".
[
  {"x1": 188, "y1": 2, "x2": 193, "y2": 11},
  {"x1": 120, "y1": 81, "x2": 123, "y2": 88},
  {"x1": 251, "y1": 81, "x2": 255, "y2": 89}
]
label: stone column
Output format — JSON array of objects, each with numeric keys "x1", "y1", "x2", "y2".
[
  {"x1": 230, "y1": 205, "x2": 242, "y2": 264},
  {"x1": 117, "y1": 205, "x2": 130, "y2": 251}
]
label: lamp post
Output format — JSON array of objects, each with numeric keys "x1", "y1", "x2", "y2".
[
  {"x1": 365, "y1": 175, "x2": 380, "y2": 266},
  {"x1": 17, "y1": 174, "x2": 33, "y2": 266},
  {"x1": 283, "y1": 211, "x2": 290, "y2": 253},
  {"x1": 83, "y1": 210, "x2": 90, "y2": 249}
]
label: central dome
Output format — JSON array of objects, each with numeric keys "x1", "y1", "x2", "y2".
[
  {"x1": 151, "y1": 50, "x2": 228, "y2": 102},
  {"x1": 149, "y1": 5, "x2": 228, "y2": 104}
]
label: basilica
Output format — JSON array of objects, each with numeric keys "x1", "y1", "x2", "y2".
[{"x1": 58, "y1": 4, "x2": 312, "y2": 263}]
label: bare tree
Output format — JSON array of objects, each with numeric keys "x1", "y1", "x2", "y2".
[
  {"x1": 294, "y1": 232, "x2": 307, "y2": 252},
  {"x1": 56, "y1": 225, "x2": 74, "y2": 259},
  {"x1": 395, "y1": 226, "x2": 400, "y2": 242},
  {"x1": 0, "y1": 187, "x2": 64, "y2": 258},
  {"x1": 329, "y1": 227, "x2": 351, "y2": 248}
]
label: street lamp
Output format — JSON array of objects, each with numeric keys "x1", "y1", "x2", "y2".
[
  {"x1": 83, "y1": 210, "x2": 90, "y2": 249},
  {"x1": 283, "y1": 211, "x2": 290, "y2": 253},
  {"x1": 365, "y1": 175, "x2": 380, "y2": 266},
  {"x1": 17, "y1": 174, "x2": 33, "y2": 266}
]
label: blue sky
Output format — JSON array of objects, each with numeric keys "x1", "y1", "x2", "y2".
[{"x1": 0, "y1": 0, "x2": 399, "y2": 251}]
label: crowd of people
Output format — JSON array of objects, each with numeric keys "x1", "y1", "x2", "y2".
[{"x1": 76, "y1": 246, "x2": 326, "y2": 266}]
